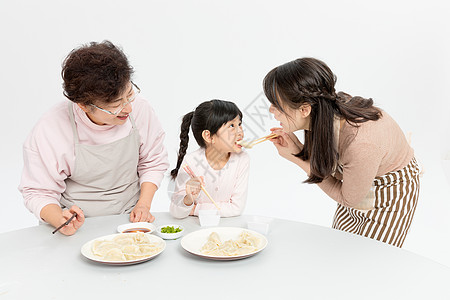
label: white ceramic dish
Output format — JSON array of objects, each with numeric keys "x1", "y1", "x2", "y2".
[
  {"x1": 180, "y1": 227, "x2": 268, "y2": 261},
  {"x1": 156, "y1": 224, "x2": 185, "y2": 240},
  {"x1": 198, "y1": 209, "x2": 220, "y2": 227},
  {"x1": 81, "y1": 233, "x2": 165, "y2": 265},
  {"x1": 116, "y1": 222, "x2": 156, "y2": 234}
]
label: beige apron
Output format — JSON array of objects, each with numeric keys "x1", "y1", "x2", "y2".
[{"x1": 60, "y1": 103, "x2": 141, "y2": 217}]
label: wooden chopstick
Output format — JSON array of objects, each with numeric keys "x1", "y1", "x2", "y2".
[
  {"x1": 52, "y1": 212, "x2": 77, "y2": 234},
  {"x1": 182, "y1": 164, "x2": 221, "y2": 210},
  {"x1": 199, "y1": 186, "x2": 220, "y2": 210},
  {"x1": 251, "y1": 133, "x2": 278, "y2": 146},
  {"x1": 251, "y1": 133, "x2": 277, "y2": 143}
]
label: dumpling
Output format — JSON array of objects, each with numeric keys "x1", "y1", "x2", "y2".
[
  {"x1": 138, "y1": 244, "x2": 160, "y2": 256},
  {"x1": 238, "y1": 231, "x2": 260, "y2": 248},
  {"x1": 208, "y1": 232, "x2": 221, "y2": 245},
  {"x1": 92, "y1": 233, "x2": 160, "y2": 261},
  {"x1": 113, "y1": 234, "x2": 135, "y2": 246},
  {"x1": 133, "y1": 232, "x2": 151, "y2": 244},
  {"x1": 200, "y1": 231, "x2": 261, "y2": 256},
  {"x1": 92, "y1": 241, "x2": 119, "y2": 257},
  {"x1": 103, "y1": 248, "x2": 126, "y2": 261},
  {"x1": 121, "y1": 244, "x2": 140, "y2": 254}
]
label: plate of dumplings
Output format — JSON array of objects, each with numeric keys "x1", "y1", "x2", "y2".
[{"x1": 81, "y1": 232, "x2": 166, "y2": 265}]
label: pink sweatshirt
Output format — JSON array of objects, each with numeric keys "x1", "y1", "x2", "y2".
[
  {"x1": 170, "y1": 148, "x2": 250, "y2": 218},
  {"x1": 19, "y1": 97, "x2": 169, "y2": 219}
]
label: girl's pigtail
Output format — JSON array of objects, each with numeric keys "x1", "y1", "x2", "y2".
[{"x1": 170, "y1": 111, "x2": 194, "y2": 180}]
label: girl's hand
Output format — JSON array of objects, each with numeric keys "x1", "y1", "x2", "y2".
[
  {"x1": 185, "y1": 176, "x2": 204, "y2": 205},
  {"x1": 58, "y1": 206, "x2": 85, "y2": 236},
  {"x1": 270, "y1": 127, "x2": 303, "y2": 162},
  {"x1": 130, "y1": 205, "x2": 155, "y2": 223}
]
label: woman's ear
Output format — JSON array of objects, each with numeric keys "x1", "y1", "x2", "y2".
[
  {"x1": 202, "y1": 130, "x2": 213, "y2": 144},
  {"x1": 300, "y1": 104, "x2": 312, "y2": 118}
]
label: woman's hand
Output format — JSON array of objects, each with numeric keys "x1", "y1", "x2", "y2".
[
  {"x1": 184, "y1": 176, "x2": 204, "y2": 206},
  {"x1": 130, "y1": 205, "x2": 155, "y2": 223},
  {"x1": 58, "y1": 206, "x2": 85, "y2": 236},
  {"x1": 270, "y1": 127, "x2": 303, "y2": 162},
  {"x1": 130, "y1": 182, "x2": 157, "y2": 223}
]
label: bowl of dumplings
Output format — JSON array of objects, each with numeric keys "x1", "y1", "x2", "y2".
[{"x1": 81, "y1": 232, "x2": 166, "y2": 265}]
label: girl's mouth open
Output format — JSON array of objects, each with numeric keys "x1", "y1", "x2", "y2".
[{"x1": 117, "y1": 115, "x2": 129, "y2": 121}]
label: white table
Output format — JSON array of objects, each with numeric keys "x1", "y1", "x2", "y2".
[{"x1": 1, "y1": 212, "x2": 449, "y2": 299}]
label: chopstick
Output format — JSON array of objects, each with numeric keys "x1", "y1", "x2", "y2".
[
  {"x1": 52, "y1": 212, "x2": 77, "y2": 234},
  {"x1": 182, "y1": 164, "x2": 221, "y2": 210},
  {"x1": 250, "y1": 133, "x2": 278, "y2": 146}
]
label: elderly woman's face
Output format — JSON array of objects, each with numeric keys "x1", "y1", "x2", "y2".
[{"x1": 79, "y1": 83, "x2": 135, "y2": 126}]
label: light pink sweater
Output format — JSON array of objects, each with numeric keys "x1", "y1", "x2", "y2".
[
  {"x1": 318, "y1": 111, "x2": 414, "y2": 209},
  {"x1": 170, "y1": 148, "x2": 250, "y2": 218},
  {"x1": 19, "y1": 97, "x2": 169, "y2": 219}
]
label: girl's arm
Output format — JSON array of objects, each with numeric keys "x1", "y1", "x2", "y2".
[{"x1": 170, "y1": 166, "x2": 195, "y2": 219}]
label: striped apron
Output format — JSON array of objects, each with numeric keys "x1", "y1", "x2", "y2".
[{"x1": 332, "y1": 158, "x2": 420, "y2": 248}]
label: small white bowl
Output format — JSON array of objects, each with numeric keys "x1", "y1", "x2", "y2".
[
  {"x1": 156, "y1": 224, "x2": 185, "y2": 240},
  {"x1": 198, "y1": 209, "x2": 220, "y2": 227},
  {"x1": 116, "y1": 222, "x2": 156, "y2": 234},
  {"x1": 246, "y1": 216, "x2": 273, "y2": 235}
]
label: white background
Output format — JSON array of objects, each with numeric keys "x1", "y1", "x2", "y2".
[{"x1": 1, "y1": 0, "x2": 449, "y2": 266}]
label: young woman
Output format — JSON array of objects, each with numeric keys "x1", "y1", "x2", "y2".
[
  {"x1": 170, "y1": 100, "x2": 250, "y2": 218},
  {"x1": 19, "y1": 41, "x2": 169, "y2": 235},
  {"x1": 264, "y1": 57, "x2": 419, "y2": 247}
]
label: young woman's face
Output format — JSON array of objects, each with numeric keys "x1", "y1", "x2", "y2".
[
  {"x1": 81, "y1": 83, "x2": 135, "y2": 126},
  {"x1": 211, "y1": 116, "x2": 244, "y2": 153},
  {"x1": 269, "y1": 104, "x2": 310, "y2": 132}
]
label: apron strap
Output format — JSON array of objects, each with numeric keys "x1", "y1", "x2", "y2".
[
  {"x1": 68, "y1": 102, "x2": 80, "y2": 144},
  {"x1": 129, "y1": 113, "x2": 137, "y2": 129}
]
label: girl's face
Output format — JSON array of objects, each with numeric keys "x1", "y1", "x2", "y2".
[
  {"x1": 79, "y1": 83, "x2": 135, "y2": 126},
  {"x1": 211, "y1": 116, "x2": 244, "y2": 153},
  {"x1": 269, "y1": 103, "x2": 310, "y2": 132}
]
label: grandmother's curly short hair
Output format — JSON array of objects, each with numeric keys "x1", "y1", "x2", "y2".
[{"x1": 61, "y1": 40, "x2": 134, "y2": 105}]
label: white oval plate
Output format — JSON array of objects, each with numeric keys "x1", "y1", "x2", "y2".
[
  {"x1": 81, "y1": 233, "x2": 165, "y2": 265},
  {"x1": 116, "y1": 222, "x2": 156, "y2": 234},
  {"x1": 180, "y1": 227, "x2": 268, "y2": 261}
]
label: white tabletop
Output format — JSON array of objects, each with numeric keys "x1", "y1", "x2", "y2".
[{"x1": 0, "y1": 212, "x2": 449, "y2": 299}]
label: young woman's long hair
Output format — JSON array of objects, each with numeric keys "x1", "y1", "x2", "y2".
[
  {"x1": 170, "y1": 100, "x2": 243, "y2": 180},
  {"x1": 263, "y1": 57, "x2": 382, "y2": 183}
]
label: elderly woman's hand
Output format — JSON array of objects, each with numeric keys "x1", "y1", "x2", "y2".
[
  {"x1": 130, "y1": 205, "x2": 155, "y2": 223},
  {"x1": 58, "y1": 206, "x2": 85, "y2": 236}
]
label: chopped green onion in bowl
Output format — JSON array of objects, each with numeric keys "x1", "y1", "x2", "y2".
[{"x1": 160, "y1": 226, "x2": 182, "y2": 234}]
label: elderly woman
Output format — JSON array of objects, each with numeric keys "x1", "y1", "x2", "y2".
[{"x1": 19, "y1": 41, "x2": 169, "y2": 235}]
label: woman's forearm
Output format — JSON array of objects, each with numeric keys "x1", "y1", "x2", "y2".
[
  {"x1": 290, "y1": 156, "x2": 311, "y2": 176},
  {"x1": 40, "y1": 204, "x2": 65, "y2": 227},
  {"x1": 136, "y1": 182, "x2": 158, "y2": 209}
]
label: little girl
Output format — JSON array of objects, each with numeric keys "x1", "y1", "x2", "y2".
[{"x1": 170, "y1": 100, "x2": 250, "y2": 218}]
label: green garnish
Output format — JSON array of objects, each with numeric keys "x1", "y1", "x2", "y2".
[{"x1": 161, "y1": 226, "x2": 182, "y2": 233}]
